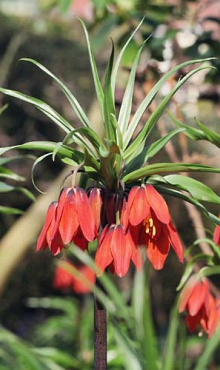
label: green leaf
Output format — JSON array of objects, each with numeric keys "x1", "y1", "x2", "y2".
[
  {"x1": 0, "y1": 154, "x2": 35, "y2": 166},
  {"x1": 0, "y1": 87, "x2": 72, "y2": 133},
  {"x1": 110, "y1": 113, "x2": 123, "y2": 149},
  {"x1": 0, "y1": 167, "x2": 25, "y2": 182},
  {"x1": 193, "y1": 238, "x2": 220, "y2": 260},
  {"x1": 124, "y1": 61, "x2": 216, "y2": 156},
  {"x1": 69, "y1": 245, "x2": 131, "y2": 323},
  {"x1": 0, "y1": 141, "x2": 84, "y2": 163},
  {"x1": 113, "y1": 323, "x2": 143, "y2": 370},
  {"x1": 0, "y1": 103, "x2": 8, "y2": 115},
  {"x1": 111, "y1": 18, "x2": 145, "y2": 98},
  {"x1": 71, "y1": 126, "x2": 106, "y2": 156},
  {"x1": 145, "y1": 128, "x2": 185, "y2": 161},
  {"x1": 0, "y1": 206, "x2": 23, "y2": 214},
  {"x1": 103, "y1": 40, "x2": 116, "y2": 141},
  {"x1": 195, "y1": 117, "x2": 220, "y2": 146},
  {"x1": 164, "y1": 174, "x2": 220, "y2": 205},
  {"x1": 78, "y1": 18, "x2": 104, "y2": 119},
  {"x1": 31, "y1": 153, "x2": 52, "y2": 194},
  {"x1": 167, "y1": 110, "x2": 206, "y2": 140},
  {"x1": 0, "y1": 182, "x2": 35, "y2": 201},
  {"x1": 163, "y1": 304, "x2": 179, "y2": 370},
  {"x1": 142, "y1": 267, "x2": 160, "y2": 370},
  {"x1": 20, "y1": 58, "x2": 91, "y2": 128},
  {"x1": 118, "y1": 41, "x2": 146, "y2": 136},
  {"x1": 194, "y1": 327, "x2": 220, "y2": 370},
  {"x1": 123, "y1": 162, "x2": 220, "y2": 183},
  {"x1": 199, "y1": 266, "x2": 220, "y2": 278}
]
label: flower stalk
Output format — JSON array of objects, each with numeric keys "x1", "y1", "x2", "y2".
[{"x1": 94, "y1": 281, "x2": 107, "y2": 370}]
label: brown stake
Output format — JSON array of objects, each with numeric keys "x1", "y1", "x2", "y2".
[{"x1": 94, "y1": 293, "x2": 107, "y2": 370}]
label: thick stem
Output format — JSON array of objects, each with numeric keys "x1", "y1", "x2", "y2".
[{"x1": 94, "y1": 292, "x2": 107, "y2": 370}]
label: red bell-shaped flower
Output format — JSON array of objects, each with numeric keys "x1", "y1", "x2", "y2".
[
  {"x1": 95, "y1": 224, "x2": 142, "y2": 278},
  {"x1": 37, "y1": 186, "x2": 97, "y2": 255},
  {"x1": 127, "y1": 184, "x2": 183, "y2": 270},
  {"x1": 178, "y1": 276, "x2": 220, "y2": 337}
]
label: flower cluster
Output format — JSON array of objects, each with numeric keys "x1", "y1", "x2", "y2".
[
  {"x1": 37, "y1": 183, "x2": 183, "y2": 277},
  {"x1": 179, "y1": 276, "x2": 220, "y2": 338},
  {"x1": 54, "y1": 261, "x2": 95, "y2": 294}
]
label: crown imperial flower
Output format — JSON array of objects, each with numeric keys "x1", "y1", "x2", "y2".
[{"x1": 179, "y1": 276, "x2": 220, "y2": 338}]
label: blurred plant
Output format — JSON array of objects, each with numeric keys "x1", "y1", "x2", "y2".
[
  {"x1": 1, "y1": 18, "x2": 220, "y2": 369},
  {"x1": 0, "y1": 104, "x2": 35, "y2": 216}
]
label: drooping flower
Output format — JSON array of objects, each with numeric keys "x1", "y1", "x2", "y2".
[
  {"x1": 178, "y1": 276, "x2": 220, "y2": 338},
  {"x1": 54, "y1": 260, "x2": 95, "y2": 294},
  {"x1": 127, "y1": 184, "x2": 183, "y2": 270},
  {"x1": 37, "y1": 186, "x2": 96, "y2": 254},
  {"x1": 36, "y1": 201, "x2": 64, "y2": 255},
  {"x1": 95, "y1": 224, "x2": 142, "y2": 278}
]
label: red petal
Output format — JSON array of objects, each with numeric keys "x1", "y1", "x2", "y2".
[
  {"x1": 120, "y1": 198, "x2": 129, "y2": 230},
  {"x1": 178, "y1": 275, "x2": 199, "y2": 313},
  {"x1": 89, "y1": 188, "x2": 102, "y2": 232},
  {"x1": 131, "y1": 245, "x2": 143, "y2": 271},
  {"x1": 128, "y1": 186, "x2": 150, "y2": 226},
  {"x1": 72, "y1": 228, "x2": 88, "y2": 251},
  {"x1": 186, "y1": 311, "x2": 202, "y2": 332},
  {"x1": 166, "y1": 222, "x2": 183, "y2": 263},
  {"x1": 95, "y1": 227, "x2": 113, "y2": 275},
  {"x1": 145, "y1": 184, "x2": 170, "y2": 224},
  {"x1": 213, "y1": 225, "x2": 220, "y2": 245},
  {"x1": 188, "y1": 280, "x2": 209, "y2": 316},
  {"x1": 75, "y1": 187, "x2": 95, "y2": 242},
  {"x1": 205, "y1": 294, "x2": 220, "y2": 338},
  {"x1": 59, "y1": 189, "x2": 79, "y2": 245},
  {"x1": 36, "y1": 201, "x2": 57, "y2": 252},
  {"x1": 146, "y1": 230, "x2": 170, "y2": 270},
  {"x1": 110, "y1": 226, "x2": 132, "y2": 277},
  {"x1": 50, "y1": 187, "x2": 70, "y2": 242}
]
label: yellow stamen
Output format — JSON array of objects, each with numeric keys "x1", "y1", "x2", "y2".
[
  {"x1": 152, "y1": 226, "x2": 156, "y2": 237},
  {"x1": 149, "y1": 218, "x2": 153, "y2": 227},
  {"x1": 146, "y1": 227, "x2": 150, "y2": 234}
]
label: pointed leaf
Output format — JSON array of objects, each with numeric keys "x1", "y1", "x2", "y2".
[
  {"x1": 0, "y1": 87, "x2": 72, "y2": 133},
  {"x1": 164, "y1": 174, "x2": 220, "y2": 205},
  {"x1": 123, "y1": 162, "x2": 220, "y2": 183},
  {"x1": 0, "y1": 206, "x2": 23, "y2": 214},
  {"x1": 20, "y1": 58, "x2": 91, "y2": 127},
  {"x1": 124, "y1": 62, "x2": 216, "y2": 156},
  {"x1": 111, "y1": 18, "x2": 145, "y2": 97},
  {"x1": 118, "y1": 41, "x2": 146, "y2": 136},
  {"x1": 78, "y1": 18, "x2": 104, "y2": 119},
  {"x1": 0, "y1": 141, "x2": 84, "y2": 163},
  {"x1": 145, "y1": 128, "x2": 185, "y2": 161},
  {"x1": 103, "y1": 41, "x2": 116, "y2": 141}
]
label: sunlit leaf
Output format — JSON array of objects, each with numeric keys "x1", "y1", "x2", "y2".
[
  {"x1": 20, "y1": 58, "x2": 91, "y2": 128},
  {"x1": 123, "y1": 162, "x2": 220, "y2": 183},
  {"x1": 124, "y1": 62, "x2": 215, "y2": 156},
  {"x1": 0, "y1": 87, "x2": 72, "y2": 133},
  {"x1": 78, "y1": 18, "x2": 104, "y2": 119},
  {"x1": 164, "y1": 174, "x2": 220, "y2": 205},
  {"x1": 0, "y1": 206, "x2": 23, "y2": 214}
]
